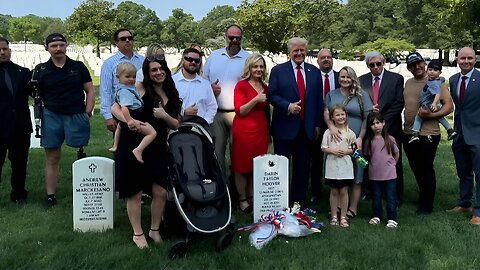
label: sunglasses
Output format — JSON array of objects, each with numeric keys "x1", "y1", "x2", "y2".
[
  {"x1": 146, "y1": 55, "x2": 165, "y2": 62},
  {"x1": 368, "y1": 62, "x2": 383, "y2": 68},
  {"x1": 118, "y1": 36, "x2": 134, "y2": 42},
  {"x1": 183, "y1": 56, "x2": 201, "y2": 64},
  {"x1": 227, "y1": 36, "x2": 242, "y2": 41}
]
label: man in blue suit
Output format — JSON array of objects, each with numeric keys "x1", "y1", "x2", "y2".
[
  {"x1": 268, "y1": 37, "x2": 322, "y2": 206},
  {"x1": 448, "y1": 47, "x2": 480, "y2": 225}
]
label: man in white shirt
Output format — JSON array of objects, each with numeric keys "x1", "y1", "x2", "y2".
[
  {"x1": 204, "y1": 24, "x2": 250, "y2": 176},
  {"x1": 173, "y1": 48, "x2": 217, "y2": 124}
]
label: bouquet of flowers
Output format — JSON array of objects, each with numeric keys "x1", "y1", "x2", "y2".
[{"x1": 244, "y1": 202, "x2": 322, "y2": 249}]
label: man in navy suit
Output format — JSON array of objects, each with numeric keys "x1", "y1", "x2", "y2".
[
  {"x1": 447, "y1": 47, "x2": 480, "y2": 225},
  {"x1": 268, "y1": 37, "x2": 322, "y2": 206},
  {"x1": 0, "y1": 37, "x2": 32, "y2": 203},
  {"x1": 359, "y1": 51, "x2": 404, "y2": 203},
  {"x1": 310, "y1": 48, "x2": 340, "y2": 203}
]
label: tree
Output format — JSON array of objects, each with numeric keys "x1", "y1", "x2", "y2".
[
  {"x1": 198, "y1": 5, "x2": 236, "y2": 44},
  {"x1": 161, "y1": 9, "x2": 198, "y2": 51},
  {"x1": 66, "y1": 0, "x2": 116, "y2": 57},
  {"x1": 356, "y1": 38, "x2": 415, "y2": 63},
  {"x1": 446, "y1": 0, "x2": 480, "y2": 49},
  {"x1": 40, "y1": 17, "x2": 66, "y2": 40},
  {"x1": 236, "y1": 0, "x2": 340, "y2": 54},
  {"x1": 114, "y1": 1, "x2": 162, "y2": 48},
  {"x1": 9, "y1": 15, "x2": 43, "y2": 43},
  {"x1": 0, "y1": 14, "x2": 12, "y2": 39}
]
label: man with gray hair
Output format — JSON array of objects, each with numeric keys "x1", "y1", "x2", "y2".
[
  {"x1": 359, "y1": 51, "x2": 405, "y2": 204},
  {"x1": 268, "y1": 37, "x2": 322, "y2": 206}
]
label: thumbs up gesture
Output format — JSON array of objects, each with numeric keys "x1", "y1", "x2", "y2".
[
  {"x1": 185, "y1": 103, "x2": 198, "y2": 116},
  {"x1": 211, "y1": 79, "x2": 221, "y2": 96},
  {"x1": 288, "y1": 100, "x2": 302, "y2": 114},
  {"x1": 255, "y1": 89, "x2": 267, "y2": 103}
]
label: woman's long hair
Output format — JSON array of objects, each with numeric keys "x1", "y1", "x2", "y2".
[
  {"x1": 142, "y1": 58, "x2": 182, "y2": 116},
  {"x1": 339, "y1": 66, "x2": 362, "y2": 97},
  {"x1": 364, "y1": 111, "x2": 395, "y2": 157}
]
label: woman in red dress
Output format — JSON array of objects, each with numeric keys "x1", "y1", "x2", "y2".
[{"x1": 232, "y1": 53, "x2": 270, "y2": 213}]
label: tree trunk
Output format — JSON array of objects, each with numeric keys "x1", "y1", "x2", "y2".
[{"x1": 96, "y1": 42, "x2": 100, "y2": 58}]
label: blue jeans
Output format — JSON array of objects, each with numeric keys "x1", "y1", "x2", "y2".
[{"x1": 371, "y1": 179, "x2": 397, "y2": 221}]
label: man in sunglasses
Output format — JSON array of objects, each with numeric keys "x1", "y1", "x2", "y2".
[
  {"x1": 173, "y1": 48, "x2": 217, "y2": 124},
  {"x1": 100, "y1": 28, "x2": 144, "y2": 133},
  {"x1": 359, "y1": 51, "x2": 405, "y2": 204},
  {"x1": 204, "y1": 24, "x2": 250, "y2": 181}
]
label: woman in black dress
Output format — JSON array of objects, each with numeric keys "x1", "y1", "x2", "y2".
[{"x1": 114, "y1": 55, "x2": 181, "y2": 249}]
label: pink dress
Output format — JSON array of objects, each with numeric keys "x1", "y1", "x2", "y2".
[{"x1": 232, "y1": 80, "x2": 269, "y2": 173}]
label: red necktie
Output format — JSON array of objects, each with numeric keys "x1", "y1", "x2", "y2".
[
  {"x1": 324, "y1": 73, "x2": 330, "y2": 97},
  {"x1": 373, "y1": 76, "x2": 380, "y2": 104},
  {"x1": 296, "y1": 65, "x2": 306, "y2": 119},
  {"x1": 459, "y1": 76, "x2": 467, "y2": 104}
]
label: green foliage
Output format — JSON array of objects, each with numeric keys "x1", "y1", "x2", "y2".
[
  {"x1": 356, "y1": 38, "x2": 415, "y2": 62},
  {"x1": 9, "y1": 15, "x2": 42, "y2": 43},
  {"x1": 0, "y1": 14, "x2": 12, "y2": 38},
  {"x1": 161, "y1": 8, "x2": 198, "y2": 51},
  {"x1": 198, "y1": 5, "x2": 236, "y2": 45},
  {"x1": 65, "y1": 0, "x2": 116, "y2": 57},
  {"x1": 114, "y1": 1, "x2": 162, "y2": 48}
]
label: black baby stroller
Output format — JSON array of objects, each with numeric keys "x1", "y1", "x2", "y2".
[{"x1": 165, "y1": 116, "x2": 234, "y2": 258}]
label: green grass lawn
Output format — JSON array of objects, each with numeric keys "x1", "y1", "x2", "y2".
[
  {"x1": 0, "y1": 115, "x2": 476, "y2": 269},
  {"x1": 0, "y1": 73, "x2": 477, "y2": 269}
]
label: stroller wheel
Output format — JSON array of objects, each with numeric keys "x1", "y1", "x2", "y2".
[
  {"x1": 216, "y1": 230, "x2": 236, "y2": 252},
  {"x1": 168, "y1": 241, "x2": 189, "y2": 259}
]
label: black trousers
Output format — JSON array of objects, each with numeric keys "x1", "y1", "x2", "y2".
[
  {"x1": 402, "y1": 133, "x2": 440, "y2": 212},
  {"x1": 0, "y1": 133, "x2": 30, "y2": 200}
]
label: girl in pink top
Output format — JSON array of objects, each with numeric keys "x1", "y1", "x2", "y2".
[{"x1": 364, "y1": 112, "x2": 400, "y2": 228}]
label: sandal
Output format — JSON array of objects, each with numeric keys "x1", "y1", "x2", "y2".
[
  {"x1": 149, "y1": 228, "x2": 162, "y2": 244},
  {"x1": 340, "y1": 216, "x2": 349, "y2": 228},
  {"x1": 386, "y1": 220, "x2": 398, "y2": 228},
  {"x1": 330, "y1": 216, "x2": 339, "y2": 226},
  {"x1": 346, "y1": 209, "x2": 357, "y2": 219},
  {"x1": 369, "y1": 217, "x2": 381, "y2": 225},
  {"x1": 239, "y1": 199, "x2": 253, "y2": 214},
  {"x1": 133, "y1": 233, "x2": 149, "y2": 249}
]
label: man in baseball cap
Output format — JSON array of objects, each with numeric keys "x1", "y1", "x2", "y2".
[
  {"x1": 406, "y1": 52, "x2": 425, "y2": 66},
  {"x1": 45, "y1": 33, "x2": 67, "y2": 49}
]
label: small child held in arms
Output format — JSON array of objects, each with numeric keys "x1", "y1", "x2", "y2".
[
  {"x1": 409, "y1": 59, "x2": 456, "y2": 143},
  {"x1": 364, "y1": 112, "x2": 399, "y2": 228},
  {"x1": 110, "y1": 62, "x2": 156, "y2": 163},
  {"x1": 322, "y1": 105, "x2": 356, "y2": 228}
]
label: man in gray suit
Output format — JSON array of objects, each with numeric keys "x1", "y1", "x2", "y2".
[
  {"x1": 359, "y1": 51, "x2": 404, "y2": 203},
  {"x1": 447, "y1": 47, "x2": 480, "y2": 225}
]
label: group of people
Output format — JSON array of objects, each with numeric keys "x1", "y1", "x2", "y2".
[{"x1": 1, "y1": 23, "x2": 480, "y2": 249}]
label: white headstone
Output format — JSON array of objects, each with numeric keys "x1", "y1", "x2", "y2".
[
  {"x1": 253, "y1": 154, "x2": 289, "y2": 222},
  {"x1": 72, "y1": 157, "x2": 115, "y2": 232}
]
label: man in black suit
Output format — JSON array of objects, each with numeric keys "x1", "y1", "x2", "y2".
[
  {"x1": 359, "y1": 51, "x2": 404, "y2": 203},
  {"x1": 310, "y1": 48, "x2": 340, "y2": 203},
  {"x1": 0, "y1": 37, "x2": 32, "y2": 203}
]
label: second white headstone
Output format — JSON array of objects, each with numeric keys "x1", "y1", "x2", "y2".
[{"x1": 253, "y1": 154, "x2": 289, "y2": 222}]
